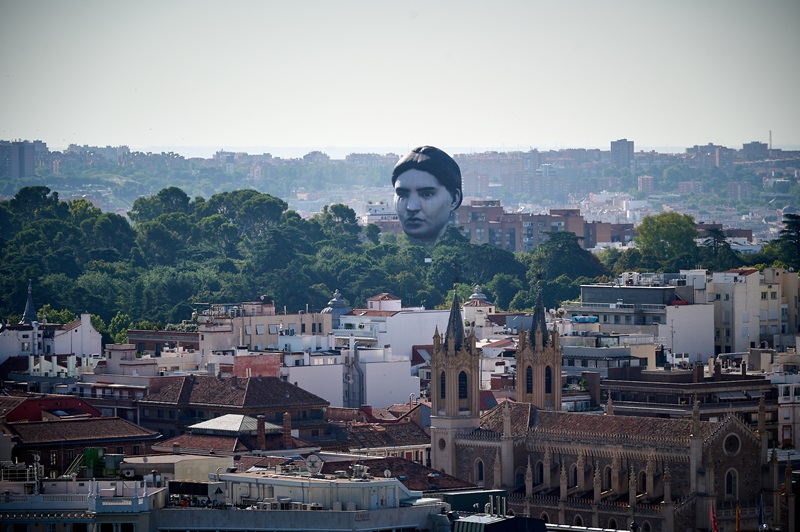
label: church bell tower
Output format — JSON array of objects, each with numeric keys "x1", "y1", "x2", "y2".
[
  {"x1": 430, "y1": 289, "x2": 481, "y2": 475},
  {"x1": 516, "y1": 290, "x2": 561, "y2": 409}
]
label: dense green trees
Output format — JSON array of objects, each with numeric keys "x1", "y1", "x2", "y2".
[
  {"x1": 1, "y1": 185, "x2": 793, "y2": 332},
  {"x1": 634, "y1": 211, "x2": 699, "y2": 271}
]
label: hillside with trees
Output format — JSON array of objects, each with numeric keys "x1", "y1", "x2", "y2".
[{"x1": 2, "y1": 186, "x2": 796, "y2": 343}]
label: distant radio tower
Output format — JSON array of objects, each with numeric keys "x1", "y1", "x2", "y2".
[{"x1": 769, "y1": 130, "x2": 772, "y2": 150}]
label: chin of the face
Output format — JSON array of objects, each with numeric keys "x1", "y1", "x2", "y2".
[{"x1": 403, "y1": 225, "x2": 445, "y2": 243}]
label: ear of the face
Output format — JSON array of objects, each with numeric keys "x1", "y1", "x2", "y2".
[{"x1": 450, "y1": 190, "x2": 463, "y2": 211}]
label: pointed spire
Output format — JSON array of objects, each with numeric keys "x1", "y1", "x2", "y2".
[
  {"x1": 529, "y1": 288, "x2": 548, "y2": 349},
  {"x1": 444, "y1": 287, "x2": 464, "y2": 353},
  {"x1": 20, "y1": 279, "x2": 37, "y2": 325}
]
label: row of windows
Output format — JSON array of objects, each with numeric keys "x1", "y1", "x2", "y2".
[{"x1": 242, "y1": 322, "x2": 324, "y2": 335}]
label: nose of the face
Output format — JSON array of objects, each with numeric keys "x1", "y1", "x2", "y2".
[{"x1": 405, "y1": 192, "x2": 421, "y2": 212}]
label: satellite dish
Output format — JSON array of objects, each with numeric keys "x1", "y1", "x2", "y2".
[
  {"x1": 304, "y1": 454, "x2": 324, "y2": 474},
  {"x1": 384, "y1": 469, "x2": 392, "y2": 478}
]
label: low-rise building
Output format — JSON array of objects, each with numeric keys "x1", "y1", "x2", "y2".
[{"x1": 563, "y1": 270, "x2": 715, "y2": 361}]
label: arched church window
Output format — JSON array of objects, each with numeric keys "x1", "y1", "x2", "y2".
[
  {"x1": 535, "y1": 461, "x2": 544, "y2": 484},
  {"x1": 458, "y1": 371, "x2": 468, "y2": 399},
  {"x1": 545, "y1": 366, "x2": 552, "y2": 393},
  {"x1": 475, "y1": 459, "x2": 484, "y2": 483},
  {"x1": 526, "y1": 366, "x2": 533, "y2": 394},
  {"x1": 440, "y1": 371, "x2": 446, "y2": 400},
  {"x1": 725, "y1": 469, "x2": 738, "y2": 498}
]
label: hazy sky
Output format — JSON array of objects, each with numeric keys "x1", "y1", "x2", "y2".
[{"x1": 2, "y1": 0, "x2": 799, "y2": 158}]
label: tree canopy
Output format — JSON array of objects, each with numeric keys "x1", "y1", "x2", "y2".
[{"x1": 1, "y1": 186, "x2": 788, "y2": 332}]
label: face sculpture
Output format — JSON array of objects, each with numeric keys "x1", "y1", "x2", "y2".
[{"x1": 394, "y1": 169, "x2": 460, "y2": 243}]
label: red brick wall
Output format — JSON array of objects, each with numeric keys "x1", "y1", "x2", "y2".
[{"x1": 232, "y1": 353, "x2": 282, "y2": 378}]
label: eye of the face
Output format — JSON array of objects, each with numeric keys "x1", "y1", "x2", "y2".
[{"x1": 419, "y1": 188, "x2": 437, "y2": 198}]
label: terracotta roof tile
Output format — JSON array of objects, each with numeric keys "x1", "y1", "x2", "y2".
[
  {"x1": 141, "y1": 375, "x2": 328, "y2": 409},
  {"x1": 367, "y1": 293, "x2": 400, "y2": 301},
  {"x1": 345, "y1": 421, "x2": 430, "y2": 449},
  {"x1": 480, "y1": 402, "x2": 715, "y2": 445},
  {"x1": 4, "y1": 417, "x2": 159, "y2": 444}
]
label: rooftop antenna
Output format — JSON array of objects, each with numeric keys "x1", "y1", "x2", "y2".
[{"x1": 769, "y1": 130, "x2": 772, "y2": 151}]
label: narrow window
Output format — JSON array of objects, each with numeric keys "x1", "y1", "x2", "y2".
[
  {"x1": 545, "y1": 366, "x2": 552, "y2": 393},
  {"x1": 440, "y1": 371, "x2": 446, "y2": 400},
  {"x1": 458, "y1": 371, "x2": 468, "y2": 399}
]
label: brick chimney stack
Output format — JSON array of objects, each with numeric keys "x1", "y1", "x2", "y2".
[
  {"x1": 282, "y1": 412, "x2": 292, "y2": 448},
  {"x1": 257, "y1": 415, "x2": 266, "y2": 450}
]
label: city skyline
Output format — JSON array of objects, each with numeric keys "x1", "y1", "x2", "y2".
[{"x1": 2, "y1": 0, "x2": 799, "y2": 159}]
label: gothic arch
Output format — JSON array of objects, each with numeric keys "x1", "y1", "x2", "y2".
[
  {"x1": 458, "y1": 371, "x2": 468, "y2": 399},
  {"x1": 603, "y1": 465, "x2": 612, "y2": 491},
  {"x1": 474, "y1": 459, "x2": 484, "y2": 486},
  {"x1": 540, "y1": 512, "x2": 549, "y2": 523},
  {"x1": 535, "y1": 461, "x2": 544, "y2": 484},
  {"x1": 440, "y1": 371, "x2": 446, "y2": 399},
  {"x1": 545, "y1": 366, "x2": 553, "y2": 393},
  {"x1": 573, "y1": 514, "x2": 583, "y2": 527},
  {"x1": 608, "y1": 518, "x2": 618, "y2": 529},
  {"x1": 569, "y1": 463, "x2": 578, "y2": 487},
  {"x1": 638, "y1": 469, "x2": 647, "y2": 495},
  {"x1": 525, "y1": 366, "x2": 533, "y2": 394},
  {"x1": 725, "y1": 468, "x2": 738, "y2": 499}
]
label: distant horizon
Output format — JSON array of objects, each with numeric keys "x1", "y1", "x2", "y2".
[
  {"x1": 2, "y1": 2, "x2": 797, "y2": 158},
  {"x1": 37, "y1": 141, "x2": 800, "y2": 161}
]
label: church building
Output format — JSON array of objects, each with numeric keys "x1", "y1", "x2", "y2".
[{"x1": 429, "y1": 289, "x2": 793, "y2": 531}]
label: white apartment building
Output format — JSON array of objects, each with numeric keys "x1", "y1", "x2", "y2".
[
  {"x1": 0, "y1": 313, "x2": 102, "y2": 365},
  {"x1": 334, "y1": 294, "x2": 450, "y2": 361},
  {"x1": 198, "y1": 298, "x2": 332, "y2": 360},
  {"x1": 563, "y1": 270, "x2": 715, "y2": 362},
  {"x1": 283, "y1": 340, "x2": 420, "y2": 409},
  {"x1": 709, "y1": 268, "x2": 798, "y2": 354}
]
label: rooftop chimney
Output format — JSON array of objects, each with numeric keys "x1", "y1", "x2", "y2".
[
  {"x1": 282, "y1": 412, "x2": 292, "y2": 448},
  {"x1": 257, "y1": 415, "x2": 266, "y2": 450}
]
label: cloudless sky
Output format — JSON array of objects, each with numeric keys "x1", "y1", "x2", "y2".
[{"x1": 2, "y1": 0, "x2": 798, "y2": 158}]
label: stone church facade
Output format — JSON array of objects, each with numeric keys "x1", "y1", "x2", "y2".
[{"x1": 430, "y1": 291, "x2": 794, "y2": 531}]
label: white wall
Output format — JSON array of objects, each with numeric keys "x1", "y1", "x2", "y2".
[
  {"x1": 53, "y1": 313, "x2": 102, "y2": 356},
  {"x1": 661, "y1": 303, "x2": 715, "y2": 362},
  {"x1": 362, "y1": 360, "x2": 420, "y2": 408},
  {"x1": 378, "y1": 311, "x2": 450, "y2": 360},
  {"x1": 286, "y1": 363, "x2": 346, "y2": 407}
]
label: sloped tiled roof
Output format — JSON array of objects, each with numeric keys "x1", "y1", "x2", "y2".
[
  {"x1": 367, "y1": 293, "x2": 400, "y2": 301},
  {"x1": 154, "y1": 431, "x2": 310, "y2": 455},
  {"x1": 364, "y1": 407, "x2": 399, "y2": 422},
  {"x1": 480, "y1": 401, "x2": 535, "y2": 437},
  {"x1": 479, "y1": 390, "x2": 498, "y2": 411},
  {"x1": 411, "y1": 346, "x2": 432, "y2": 366},
  {"x1": 4, "y1": 417, "x2": 160, "y2": 444},
  {"x1": 531, "y1": 410, "x2": 714, "y2": 445},
  {"x1": 463, "y1": 299, "x2": 493, "y2": 307},
  {"x1": 0, "y1": 396, "x2": 27, "y2": 417},
  {"x1": 346, "y1": 421, "x2": 429, "y2": 450},
  {"x1": 141, "y1": 375, "x2": 329, "y2": 409},
  {"x1": 479, "y1": 402, "x2": 716, "y2": 446}
]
